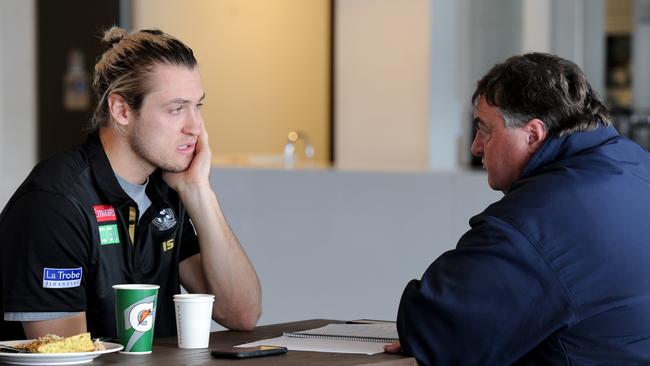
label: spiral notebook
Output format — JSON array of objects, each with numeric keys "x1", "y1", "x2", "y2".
[
  {"x1": 285, "y1": 323, "x2": 398, "y2": 343},
  {"x1": 237, "y1": 323, "x2": 398, "y2": 355}
]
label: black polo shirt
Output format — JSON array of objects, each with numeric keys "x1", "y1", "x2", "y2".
[{"x1": 0, "y1": 133, "x2": 200, "y2": 340}]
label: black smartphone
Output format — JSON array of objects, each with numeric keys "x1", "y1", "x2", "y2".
[{"x1": 210, "y1": 345, "x2": 288, "y2": 359}]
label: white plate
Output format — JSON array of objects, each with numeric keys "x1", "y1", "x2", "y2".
[{"x1": 0, "y1": 340, "x2": 123, "y2": 365}]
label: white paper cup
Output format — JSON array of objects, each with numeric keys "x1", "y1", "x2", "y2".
[{"x1": 173, "y1": 294, "x2": 215, "y2": 349}]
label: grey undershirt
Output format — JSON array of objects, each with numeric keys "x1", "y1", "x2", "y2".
[
  {"x1": 115, "y1": 173, "x2": 152, "y2": 220},
  {"x1": 4, "y1": 173, "x2": 153, "y2": 323}
]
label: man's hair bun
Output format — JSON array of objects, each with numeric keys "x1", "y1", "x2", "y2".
[{"x1": 102, "y1": 26, "x2": 128, "y2": 46}]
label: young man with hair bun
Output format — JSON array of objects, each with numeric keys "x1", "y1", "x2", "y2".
[{"x1": 0, "y1": 27, "x2": 261, "y2": 340}]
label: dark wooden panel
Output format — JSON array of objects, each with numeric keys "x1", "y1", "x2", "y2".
[{"x1": 37, "y1": 0, "x2": 120, "y2": 160}]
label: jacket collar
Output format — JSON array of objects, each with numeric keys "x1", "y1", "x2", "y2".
[{"x1": 517, "y1": 124, "x2": 619, "y2": 183}]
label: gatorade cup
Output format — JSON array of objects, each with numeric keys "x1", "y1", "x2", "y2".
[{"x1": 113, "y1": 284, "x2": 160, "y2": 354}]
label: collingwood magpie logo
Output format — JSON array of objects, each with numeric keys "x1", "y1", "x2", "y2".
[{"x1": 152, "y1": 208, "x2": 177, "y2": 231}]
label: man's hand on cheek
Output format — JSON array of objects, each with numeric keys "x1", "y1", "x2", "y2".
[{"x1": 163, "y1": 124, "x2": 212, "y2": 193}]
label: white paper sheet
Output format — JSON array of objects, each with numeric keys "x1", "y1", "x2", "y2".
[{"x1": 236, "y1": 335, "x2": 389, "y2": 355}]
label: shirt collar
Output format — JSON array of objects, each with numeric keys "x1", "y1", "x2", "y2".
[{"x1": 83, "y1": 132, "x2": 175, "y2": 209}]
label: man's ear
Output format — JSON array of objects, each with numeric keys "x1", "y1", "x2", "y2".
[
  {"x1": 525, "y1": 118, "x2": 547, "y2": 153},
  {"x1": 107, "y1": 94, "x2": 131, "y2": 129}
]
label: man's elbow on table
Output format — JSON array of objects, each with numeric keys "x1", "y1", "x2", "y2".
[{"x1": 217, "y1": 304, "x2": 261, "y2": 331}]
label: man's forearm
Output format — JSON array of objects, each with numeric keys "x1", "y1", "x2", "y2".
[
  {"x1": 178, "y1": 185, "x2": 261, "y2": 330},
  {"x1": 22, "y1": 312, "x2": 87, "y2": 339}
]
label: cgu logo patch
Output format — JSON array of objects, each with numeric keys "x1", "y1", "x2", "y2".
[
  {"x1": 93, "y1": 204, "x2": 116, "y2": 222},
  {"x1": 98, "y1": 224, "x2": 120, "y2": 245},
  {"x1": 152, "y1": 208, "x2": 177, "y2": 231}
]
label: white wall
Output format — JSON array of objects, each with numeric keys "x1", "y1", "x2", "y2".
[
  {"x1": 522, "y1": 0, "x2": 552, "y2": 53},
  {"x1": 0, "y1": 0, "x2": 36, "y2": 208},
  {"x1": 633, "y1": 0, "x2": 650, "y2": 111},
  {"x1": 211, "y1": 168, "x2": 501, "y2": 324},
  {"x1": 335, "y1": 0, "x2": 431, "y2": 171},
  {"x1": 429, "y1": 0, "x2": 465, "y2": 170},
  {"x1": 551, "y1": 0, "x2": 606, "y2": 96}
]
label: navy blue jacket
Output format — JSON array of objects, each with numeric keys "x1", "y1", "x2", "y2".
[{"x1": 397, "y1": 125, "x2": 650, "y2": 365}]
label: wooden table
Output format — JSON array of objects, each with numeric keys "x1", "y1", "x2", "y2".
[{"x1": 96, "y1": 319, "x2": 417, "y2": 365}]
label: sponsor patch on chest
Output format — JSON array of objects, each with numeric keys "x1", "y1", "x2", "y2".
[
  {"x1": 98, "y1": 224, "x2": 120, "y2": 245},
  {"x1": 152, "y1": 208, "x2": 177, "y2": 231},
  {"x1": 93, "y1": 204, "x2": 117, "y2": 222},
  {"x1": 42, "y1": 267, "x2": 82, "y2": 288}
]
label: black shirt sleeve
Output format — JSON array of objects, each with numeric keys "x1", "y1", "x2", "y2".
[{"x1": 1, "y1": 190, "x2": 91, "y2": 312}]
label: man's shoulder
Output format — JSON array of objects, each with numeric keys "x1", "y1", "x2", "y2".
[
  {"x1": 1, "y1": 145, "x2": 95, "y2": 221},
  {"x1": 471, "y1": 172, "x2": 575, "y2": 241},
  {"x1": 476, "y1": 146, "x2": 646, "y2": 242},
  {"x1": 23, "y1": 146, "x2": 92, "y2": 196}
]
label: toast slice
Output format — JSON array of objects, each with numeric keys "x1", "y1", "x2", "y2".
[{"x1": 17, "y1": 332, "x2": 96, "y2": 353}]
